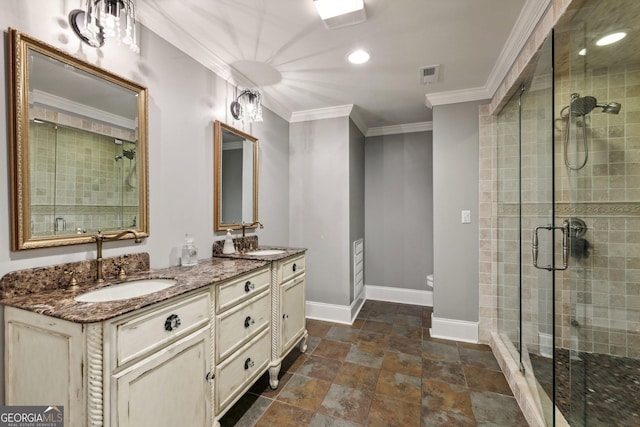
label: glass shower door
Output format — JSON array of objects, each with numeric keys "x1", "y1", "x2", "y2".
[{"x1": 497, "y1": 34, "x2": 556, "y2": 426}]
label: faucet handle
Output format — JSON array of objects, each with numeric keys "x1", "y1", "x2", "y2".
[
  {"x1": 65, "y1": 270, "x2": 79, "y2": 291},
  {"x1": 116, "y1": 261, "x2": 129, "y2": 280}
]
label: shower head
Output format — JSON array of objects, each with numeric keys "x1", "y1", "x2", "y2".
[
  {"x1": 569, "y1": 93, "x2": 621, "y2": 116},
  {"x1": 122, "y1": 148, "x2": 136, "y2": 160},
  {"x1": 569, "y1": 94, "x2": 597, "y2": 116}
]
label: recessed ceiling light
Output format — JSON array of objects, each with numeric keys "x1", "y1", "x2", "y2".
[
  {"x1": 578, "y1": 48, "x2": 587, "y2": 56},
  {"x1": 596, "y1": 32, "x2": 627, "y2": 46},
  {"x1": 348, "y1": 49, "x2": 370, "y2": 64}
]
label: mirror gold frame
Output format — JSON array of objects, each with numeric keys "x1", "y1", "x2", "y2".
[
  {"x1": 7, "y1": 28, "x2": 149, "y2": 250},
  {"x1": 214, "y1": 120, "x2": 259, "y2": 232}
]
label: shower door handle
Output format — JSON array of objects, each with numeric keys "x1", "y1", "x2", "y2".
[{"x1": 532, "y1": 224, "x2": 569, "y2": 271}]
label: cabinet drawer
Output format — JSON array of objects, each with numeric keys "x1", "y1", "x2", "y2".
[
  {"x1": 280, "y1": 255, "x2": 305, "y2": 283},
  {"x1": 114, "y1": 292, "x2": 210, "y2": 367},
  {"x1": 216, "y1": 267, "x2": 270, "y2": 312},
  {"x1": 216, "y1": 327, "x2": 270, "y2": 413},
  {"x1": 216, "y1": 289, "x2": 270, "y2": 362}
]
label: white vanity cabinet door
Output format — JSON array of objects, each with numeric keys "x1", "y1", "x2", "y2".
[
  {"x1": 4, "y1": 306, "x2": 85, "y2": 427},
  {"x1": 280, "y1": 275, "x2": 306, "y2": 354},
  {"x1": 113, "y1": 327, "x2": 212, "y2": 427}
]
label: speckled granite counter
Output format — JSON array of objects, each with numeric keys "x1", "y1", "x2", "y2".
[
  {"x1": 0, "y1": 257, "x2": 269, "y2": 324},
  {"x1": 212, "y1": 236, "x2": 306, "y2": 262}
]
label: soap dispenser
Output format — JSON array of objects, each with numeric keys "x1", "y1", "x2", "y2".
[
  {"x1": 222, "y1": 229, "x2": 236, "y2": 254},
  {"x1": 181, "y1": 234, "x2": 198, "y2": 266}
]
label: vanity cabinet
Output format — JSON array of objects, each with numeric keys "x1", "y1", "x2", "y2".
[
  {"x1": 4, "y1": 289, "x2": 212, "y2": 427},
  {"x1": 3, "y1": 255, "x2": 305, "y2": 426},
  {"x1": 269, "y1": 253, "x2": 308, "y2": 388}
]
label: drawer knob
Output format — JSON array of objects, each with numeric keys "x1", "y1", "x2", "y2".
[
  {"x1": 292, "y1": 263, "x2": 297, "y2": 272},
  {"x1": 244, "y1": 316, "x2": 255, "y2": 328},
  {"x1": 244, "y1": 281, "x2": 255, "y2": 293},
  {"x1": 244, "y1": 358, "x2": 255, "y2": 370},
  {"x1": 283, "y1": 314, "x2": 289, "y2": 320},
  {"x1": 164, "y1": 314, "x2": 181, "y2": 331},
  {"x1": 205, "y1": 371, "x2": 215, "y2": 382}
]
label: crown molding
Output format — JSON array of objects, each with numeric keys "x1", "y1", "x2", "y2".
[
  {"x1": 31, "y1": 90, "x2": 136, "y2": 130},
  {"x1": 348, "y1": 108, "x2": 368, "y2": 136},
  {"x1": 425, "y1": 87, "x2": 490, "y2": 108},
  {"x1": 289, "y1": 104, "x2": 354, "y2": 123},
  {"x1": 484, "y1": 0, "x2": 552, "y2": 98},
  {"x1": 366, "y1": 121, "x2": 433, "y2": 137},
  {"x1": 424, "y1": 0, "x2": 550, "y2": 108}
]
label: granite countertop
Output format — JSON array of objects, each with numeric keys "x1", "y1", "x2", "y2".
[
  {"x1": 214, "y1": 246, "x2": 307, "y2": 262},
  {"x1": 0, "y1": 257, "x2": 270, "y2": 324}
]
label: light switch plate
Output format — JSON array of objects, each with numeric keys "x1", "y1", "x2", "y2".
[{"x1": 461, "y1": 210, "x2": 471, "y2": 224}]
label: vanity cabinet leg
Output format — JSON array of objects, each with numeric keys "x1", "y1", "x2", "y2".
[
  {"x1": 299, "y1": 331, "x2": 308, "y2": 353},
  {"x1": 268, "y1": 364, "x2": 281, "y2": 389}
]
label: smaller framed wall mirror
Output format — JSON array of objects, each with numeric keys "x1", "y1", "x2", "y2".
[{"x1": 214, "y1": 121, "x2": 259, "y2": 232}]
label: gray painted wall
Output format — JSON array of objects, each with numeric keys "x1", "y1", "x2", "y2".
[
  {"x1": 349, "y1": 120, "x2": 365, "y2": 303},
  {"x1": 252, "y1": 108, "x2": 291, "y2": 246},
  {"x1": 432, "y1": 101, "x2": 482, "y2": 323},
  {"x1": 289, "y1": 117, "x2": 351, "y2": 306},
  {"x1": 0, "y1": 0, "x2": 290, "y2": 403},
  {"x1": 364, "y1": 131, "x2": 433, "y2": 290}
]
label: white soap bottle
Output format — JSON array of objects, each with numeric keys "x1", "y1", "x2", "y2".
[
  {"x1": 222, "y1": 229, "x2": 236, "y2": 254},
  {"x1": 181, "y1": 234, "x2": 198, "y2": 266}
]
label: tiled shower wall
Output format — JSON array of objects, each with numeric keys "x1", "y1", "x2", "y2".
[
  {"x1": 554, "y1": 55, "x2": 640, "y2": 357},
  {"x1": 29, "y1": 110, "x2": 139, "y2": 235}
]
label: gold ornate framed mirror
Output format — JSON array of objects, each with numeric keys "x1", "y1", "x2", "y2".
[
  {"x1": 7, "y1": 28, "x2": 149, "y2": 250},
  {"x1": 214, "y1": 121, "x2": 259, "y2": 232}
]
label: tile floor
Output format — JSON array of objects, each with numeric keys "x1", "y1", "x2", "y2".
[{"x1": 220, "y1": 300, "x2": 528, "y2": 427}]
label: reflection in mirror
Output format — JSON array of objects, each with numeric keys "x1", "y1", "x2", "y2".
[
  {"x1": 214, "y1": 121, "x2": 258, "y2": 231},
  {"x1": 8, "y1": 28, "x2": 148, "y2": 250}
]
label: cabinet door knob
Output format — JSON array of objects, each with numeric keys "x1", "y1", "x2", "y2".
[
  {"x1": 205, "y1": 371, "x2": 215, "y2": 382},
  {"x1": 292, "y1": 263, "x2": 297, "y2": 272},
  {"x1": 244, "y1": 281, "x2": 255, "y2": 292},
  {"x1": 164, "y1": 314, "x2": 181, "y2": 331},
  {"x1": 244, "y1": 358, "x2": 255, "y2": 370},
  {"x1": 244, "y1": 316, "x2": 255, "y2": 328},
  {"x1": 283, "y1": 314, "x2": 289, "y2": 320}
]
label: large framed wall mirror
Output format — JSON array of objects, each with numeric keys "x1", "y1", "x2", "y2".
[
  {"x1": 214, "y1": 121, "x2": 259, "y2": 232},
  {"x1": 7, "y1": 28, "x2": 149, "y2": 250}
]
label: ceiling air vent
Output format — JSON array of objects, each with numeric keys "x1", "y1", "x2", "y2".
[{"x1": 420, "y1": 64, "x2": 440, "y2": 85}]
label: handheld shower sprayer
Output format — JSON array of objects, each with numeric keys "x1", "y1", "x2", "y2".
[{"x1": 561, "y1": 93, "x2": 622, "y2": 170}]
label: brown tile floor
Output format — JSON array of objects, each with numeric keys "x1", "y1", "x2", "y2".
[{"x1": 220, "y1": 300, "x2": 529, "y2": 427}]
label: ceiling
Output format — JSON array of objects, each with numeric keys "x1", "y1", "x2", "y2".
[{"x1": 136, "y1": 0, "x2": 540, "y2": 134}]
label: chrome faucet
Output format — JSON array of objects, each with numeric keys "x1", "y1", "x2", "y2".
[
  {"x1": 93, "y1": 229, "x2": 143, "y2": 283},
  {"x1": 241, "y1": 221, "x2": 264, "y2": 237}
]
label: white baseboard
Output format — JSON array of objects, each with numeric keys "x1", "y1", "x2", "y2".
[
  {"x1": 430, "y1": 315, "x2": 478, "y2": 343},
  {"x1": 365, "y1": 285, "x2": 433, "y2": 306},
  {"x1": 306, "y1": 285, "x2": 431, "y2": 325}
]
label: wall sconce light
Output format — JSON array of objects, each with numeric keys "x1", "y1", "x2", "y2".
[
  {"x1": 230, "y1": 88, "x2": 263, "y2": 122},
  {"x1": 69, "y1": 0, "x2": 140, "y2": 53}
]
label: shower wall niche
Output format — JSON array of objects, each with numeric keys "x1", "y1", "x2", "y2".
[{"x1": 29, "y1": 108, "x2": 139, "y2": 236}]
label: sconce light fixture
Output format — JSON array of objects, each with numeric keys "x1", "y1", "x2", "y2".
[
  {"x1": 230, "y1": 88, "x2": 263, "y2": 122},
  {"x1": 69, "y1": 0, "x2": 140, "y2": 53}
]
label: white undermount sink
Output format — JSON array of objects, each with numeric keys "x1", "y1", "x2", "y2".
[
  {"x1": 244, "y1": 249, "x2": 285, "y2": 256},
  {"x1": 74, "y1": 279, "x2": 177, "y2": 303}
]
